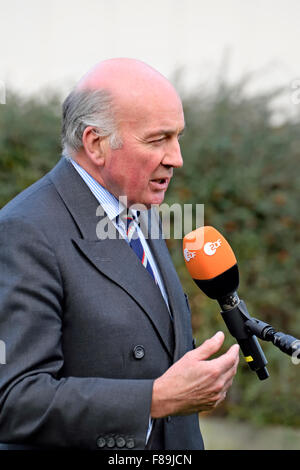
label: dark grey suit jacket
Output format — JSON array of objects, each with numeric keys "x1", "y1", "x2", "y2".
[{"x1": 0, "y1": 157, "x2": 204, "y2": 450}]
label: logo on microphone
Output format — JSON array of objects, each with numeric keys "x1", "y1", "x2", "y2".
[
  {"x1": 203, "y1": 239, "x2": 222, "y2": 256},
  {"x1": 184, "y1": 248, "x2": 196, "y2": 262}
]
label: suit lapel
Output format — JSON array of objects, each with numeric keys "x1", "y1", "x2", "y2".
[{"x1": 48, "y1": 158, "x2": 174, "y2": 358}]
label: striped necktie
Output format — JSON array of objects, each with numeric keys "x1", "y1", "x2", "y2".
[{"x1": 121, "y1": 212, "x2": 157, "y2": 283}]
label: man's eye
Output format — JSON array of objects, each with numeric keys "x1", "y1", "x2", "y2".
[{"x1": 150, "y1": 137, "x2": 165, "y2": 144}]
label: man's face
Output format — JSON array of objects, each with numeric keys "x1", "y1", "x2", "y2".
[{"x1": 99, "y1": 87, "x2": 185, "y2": 208}]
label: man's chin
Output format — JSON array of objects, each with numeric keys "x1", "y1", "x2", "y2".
[
  {"x1": 147, "y1": 194, "x2": 166, "y2": 208},
  {"x1": 127, "y1": 192, "x2": 166, "y2": 210}
]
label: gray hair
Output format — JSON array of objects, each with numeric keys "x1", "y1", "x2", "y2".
[{"x1": 61, "y1": 88, "x2": 123, "y2": 157}]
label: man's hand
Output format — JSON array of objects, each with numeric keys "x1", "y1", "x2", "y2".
[{"x1": 151, "y1": 331, "x2": 239, "y2": 418}]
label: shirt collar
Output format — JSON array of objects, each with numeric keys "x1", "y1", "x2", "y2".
[{"x1": 69, "y1": 157, "x2": 125, "y2": 221}]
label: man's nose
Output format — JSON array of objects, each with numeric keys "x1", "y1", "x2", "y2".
[{"x1": 162, "y1": 138, "x2": 183, "y2": 168}]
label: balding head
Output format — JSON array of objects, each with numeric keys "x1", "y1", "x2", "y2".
[
  {"x1": 61, "y1": 59, "x2": 182, "y2": 156},
  {"x1": 77, "y1": 58, "x2": 178, "y2": 103},
  {"x1": 77, "y1": 58, "x2": 182, "y2": 130}
]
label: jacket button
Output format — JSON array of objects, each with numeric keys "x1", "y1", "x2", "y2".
[
  {"x1": 133, "y1": 345, "x2": 145, "y2": 360},
  {"x1": 126, "y1": 438, "x2": 135, "y2": 449},
  {"x1": 96, "y1": 437, "x2": 106, "y2": 448},
  {"x1": 116, "y1": 436, "x2": 126, "y2": 448},
  {"x1": 106, "y1": 436, "x2": 115, "y2": 448}
]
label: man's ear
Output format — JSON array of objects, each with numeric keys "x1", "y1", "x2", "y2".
[{"x1": 82, "y1": 126, "x2": 108, "y2": 166}]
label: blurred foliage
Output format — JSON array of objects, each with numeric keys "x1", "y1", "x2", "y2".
[
  {"x1": 0, "y1": 91, "x2": 61, "y2": 205},
  {"x1": 166, "y1": 78, "x2": 300, "y2": 427},
  {"x1": 0, "y1": 79, "x2": 299, "y2": 427}
]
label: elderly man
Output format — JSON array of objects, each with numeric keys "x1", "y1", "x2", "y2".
[{"x1": 0, "y1": 58, "x2": 239, "y2": 450}]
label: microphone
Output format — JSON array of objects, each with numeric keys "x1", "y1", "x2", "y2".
[{"x1": 183, "y1": 226, "x2": 269, "y2": 380}]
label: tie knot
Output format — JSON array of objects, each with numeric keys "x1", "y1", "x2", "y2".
[
  {"x1": 120, "y1": 210, "x2": 139, "y2": 226},
  {"x1": 118, "y1": 210, "x2": 139, "y2": 241}
]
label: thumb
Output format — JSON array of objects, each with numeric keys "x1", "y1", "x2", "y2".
[{"x1": 194, "y1": 331, "x2": 225, "y2": 361}]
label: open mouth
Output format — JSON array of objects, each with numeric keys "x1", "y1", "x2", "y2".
[{"x1": 149, "y1": 178, "x2": 169, "y2": 190}]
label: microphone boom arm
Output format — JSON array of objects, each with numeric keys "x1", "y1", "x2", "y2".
[{"x1": 245, "y1": 317, "x2": 300, "y2": 358}]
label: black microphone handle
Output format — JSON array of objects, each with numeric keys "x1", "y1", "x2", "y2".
[{"x1": 219, "y1": 299, "x2": 269, "y2": 380}]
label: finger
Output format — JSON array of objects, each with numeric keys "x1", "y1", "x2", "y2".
[
  {"x1": 218, "y1": 346, "x2": 240, "y2": 388},
  {"x1": 223, "y1": 356, "x2": 239, "y2": 388},
  {"x1": 194, "y1": 331, "x2": 225, "y2": 361},
  {"x1": 215, "y1": 390, "x2": 228, "y2": 407},
  {"x1": 209, "y1": 343, "x2": 240, "y2": 374}
]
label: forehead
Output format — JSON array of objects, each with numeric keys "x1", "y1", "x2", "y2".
[{"x1": 116, "y1": 83, "x2": 184, "y2": 133}]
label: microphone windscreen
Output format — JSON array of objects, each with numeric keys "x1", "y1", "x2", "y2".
[{"x1": 183, "y1": 226, "x2": 237, "y2": 281}]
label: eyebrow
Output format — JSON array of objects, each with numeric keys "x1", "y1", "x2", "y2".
[{"x1": 144, "y1": 126, "x2": 185, "y2": 139}]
